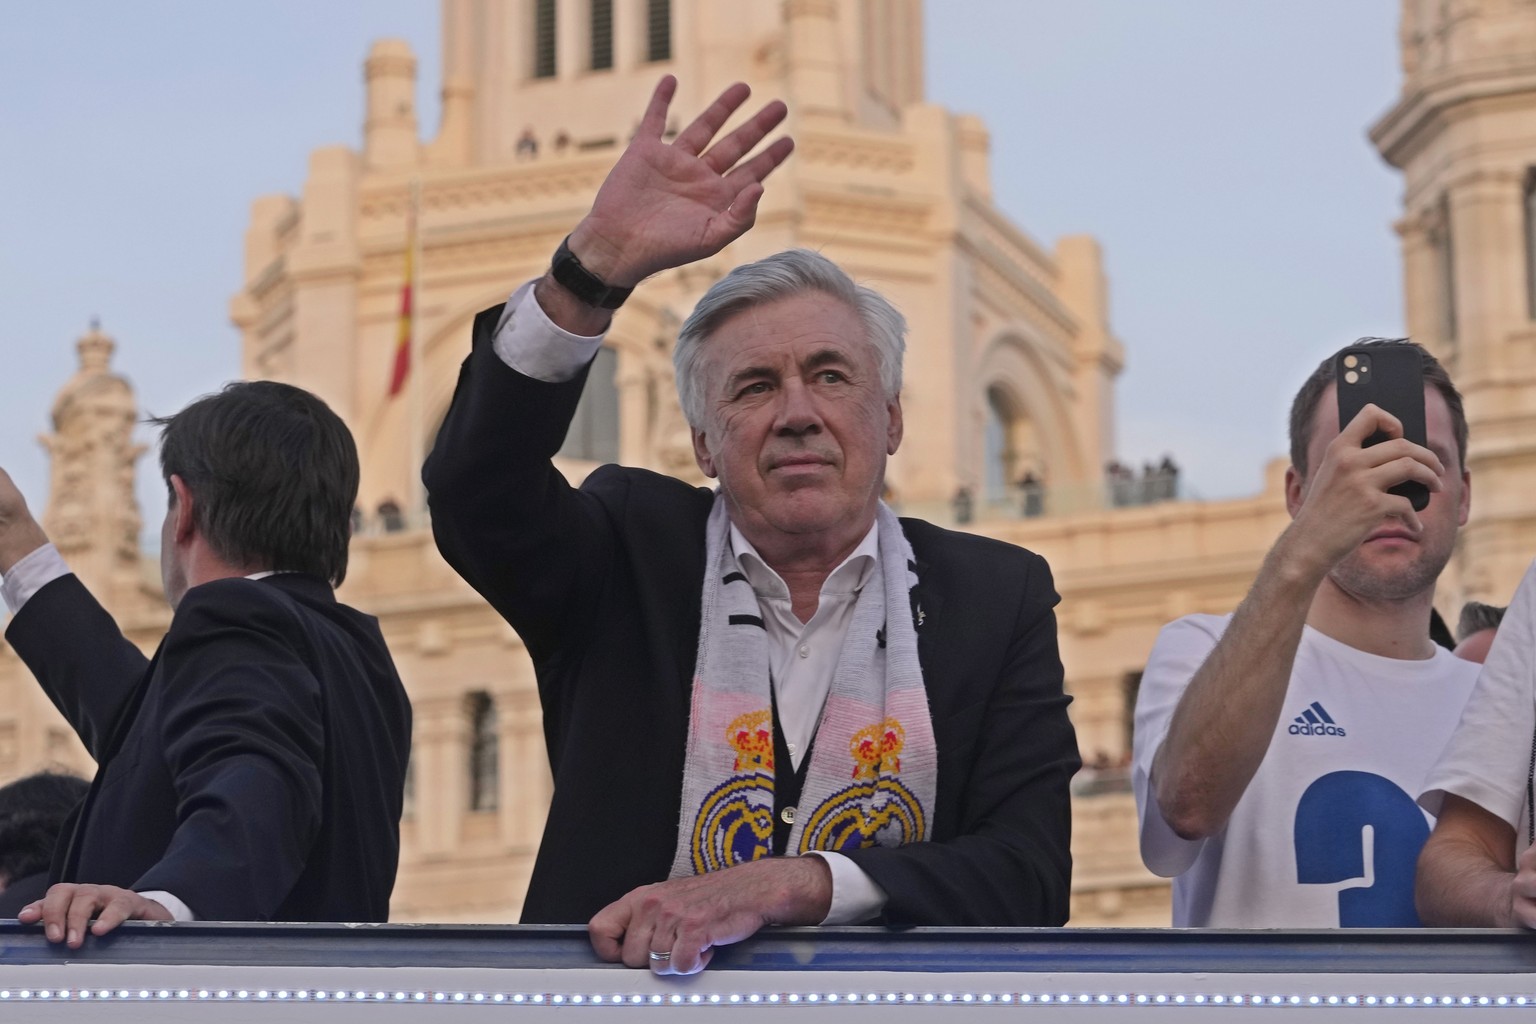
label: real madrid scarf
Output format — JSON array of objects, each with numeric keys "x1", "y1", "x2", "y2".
[{"x1": 668, "y1": 495, "x2": 937, "y2": 878}]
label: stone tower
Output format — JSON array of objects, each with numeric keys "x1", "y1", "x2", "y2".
[
  {"x1": 1370, "y1": 0, "x2": 1536, "y2": 604},
  {"x1": 0, "y1": 323, "x2": 166, "y2": 784},
  {"x1": 39, "y1": 322, "x2": 149, "y2": 608}
]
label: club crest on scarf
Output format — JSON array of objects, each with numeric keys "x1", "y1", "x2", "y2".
[
  {"x1": 689, "y1": 709, "x2": 776, "y2": 874},
  {"x1": 798, "y1": 715, "x2": 925, "y2": 853}
]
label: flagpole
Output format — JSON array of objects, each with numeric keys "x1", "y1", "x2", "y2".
[{"x1": 407, "y1": 177, "x2": 426, "y2": 527}]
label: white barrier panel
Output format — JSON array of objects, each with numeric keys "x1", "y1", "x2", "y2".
[{"x1": 2, "y1": 923, "x2": 1534, "y2": 1020}]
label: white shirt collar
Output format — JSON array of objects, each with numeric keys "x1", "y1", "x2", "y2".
[{"x1": 728, "y1": 520, "x2": 879, "y2": 602}]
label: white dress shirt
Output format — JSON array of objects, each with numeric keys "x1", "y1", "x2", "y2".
[{"x1": 495, "y1": 281, "x2": 889, "y2": 923}]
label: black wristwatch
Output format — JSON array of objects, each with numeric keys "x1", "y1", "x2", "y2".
[{"x1": 550, "y1": 235, "x2": 633, "y2": 310}]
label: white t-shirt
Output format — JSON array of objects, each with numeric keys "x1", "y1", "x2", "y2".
[
  {"x1": 1133, "y1": 614, "x2": 1479, "y2": 927},
  {"x1": 1420, "y1": 560, "x2": 1536, "y2": 853}
]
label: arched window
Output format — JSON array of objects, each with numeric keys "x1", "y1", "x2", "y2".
[
  {"x1": 1434, "y1": 192, "x2": 1457, "y2": 343},
  {"x1": 467, "y1": 691, "x2": 499, "y2": 812},
  {"x1": 646, "y1": 0, "x2": 672, "y2": 62},
  {"x1": 1524, "y1": 169, "x2": 1536, "y2": 320},
  {"x1": 533, "y1": 0, "x2": 557, "y2": 79},
  {"x1": 402, "y1": 756, "x2": 416, "y2": 819},
  {"x1": 590, "y1": 0, "x2": 614, "y2": 70},
  {"x1": 559, "y1": 345, "x2": 620, "y2": 464},
  {"x1": 983, "y1": 384, "x2": 1041, "y2": 504}
]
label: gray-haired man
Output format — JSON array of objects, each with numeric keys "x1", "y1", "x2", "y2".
[{"x1": 425, "y1": 77, "x2": 1078, "y2": 973}]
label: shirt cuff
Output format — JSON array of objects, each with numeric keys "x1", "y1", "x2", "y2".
[
  {"x1": 137, "y1": 890, "x2": 196, "y2": 922},
  {"x1": 1, "y1": 543, "x2": 69, "y2": 615},
  {"x1": 807, "y1": 851, "x2": 888, "y2": 924},
  {"x1": 491, "y1": 279, "x2": 607, "y2": 383}
]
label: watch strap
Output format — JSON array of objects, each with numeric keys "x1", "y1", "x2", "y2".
[{"x1": 550, "y1": 235, "x2": 633, "y2": 310}]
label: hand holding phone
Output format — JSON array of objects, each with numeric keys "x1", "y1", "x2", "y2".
[{"x1": 1335, "y1": 346, "x2": 1431, "y2": 512}]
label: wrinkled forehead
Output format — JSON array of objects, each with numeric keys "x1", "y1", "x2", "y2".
[{"x1": 701, "y1": 292, "x2": 872, "y2": 367}]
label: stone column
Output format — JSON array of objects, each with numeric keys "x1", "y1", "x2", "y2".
[
  {"x1": 412, "y1": 695, "x2": 471, "y2": 858},
  {"x1": 616, "y1": 348, "x2": 650, "y2": 468},
  {"x1": 784, "y1": 0, "x2": 849, "y2": 121},
  {"x1": 503, "y1": 689, "x2": 552, "y2": 853},
  {"x1": 364, "y1": 40, "x2": 420, "y2": 170}
]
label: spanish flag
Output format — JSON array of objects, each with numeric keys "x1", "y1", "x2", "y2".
[{"x1": 388, "y1": 207, "x2": 415, "y2": 398}]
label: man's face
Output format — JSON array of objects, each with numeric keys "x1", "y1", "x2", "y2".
[
  {"x1": 1295, "y1": 382, "x2": 1469, "y2": 602},
  {"x1": 690, "y1": 291, "x2": 902, "y2": 551}
]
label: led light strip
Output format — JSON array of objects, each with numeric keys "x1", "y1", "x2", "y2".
[{"x1": 0, "y1": 987, "x2": 1532, "y2": 1008}]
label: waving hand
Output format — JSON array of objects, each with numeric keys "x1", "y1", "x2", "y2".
[{"x1": 564, "y1": 76, "x2": 793, "y2": 290}]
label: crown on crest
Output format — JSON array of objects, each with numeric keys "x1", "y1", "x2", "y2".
[
  {"x1": 726, "y1": 709, "x2": 775, "y2": 772},
  {"x1": 849, "y1": 718, "x2": 905, "y2": 780}
]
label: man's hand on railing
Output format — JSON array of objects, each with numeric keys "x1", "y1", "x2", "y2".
[
  {"x1": 588, "y1": 856, "x2": 832, "y2": 975},
  {"x1": 18, "y1": 883, "x2": 173, "y2": 948}
]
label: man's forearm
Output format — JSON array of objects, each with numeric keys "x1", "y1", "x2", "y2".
[
  {"x1": 1417, "y1": 830, "x2": 1516, "y2": 927},
  {"x1": 1152, "y1": 525, "x2": 1325, "y2": 839},
  {"x1": 1417, "y1": 796, "x2": 1524, "y2": 928}
]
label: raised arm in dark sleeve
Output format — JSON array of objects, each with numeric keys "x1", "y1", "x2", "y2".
[
  {"x1": 423, "y1": 304, "x2": 616, "y2": 659},
  {"x1": 5, "y1": 574, "x2": 152, "y2": 760}
]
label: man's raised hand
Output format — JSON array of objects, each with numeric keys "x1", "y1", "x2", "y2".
[
  {"x1": 1283, "y1": 403, "x2": 1445, "y2": 579},
  {"x1": 0, "y1": 467, "x2": 49, "y2": 575},
  {"x1": 565, "y1": 76, "x2": 793, "y2": 290}
]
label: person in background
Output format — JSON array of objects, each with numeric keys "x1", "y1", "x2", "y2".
[
  {"x1": 1133, "y1": 339, "x2": 1476, "y2": 927},
  {"x1": 1417, "y1": 577, "x2": 1536, "y2": 926},
  {"x1": 0, "y1": 382, "x2": 411, "y2": 947},
  {"x1": 0, "y1": 771, "x2": 89, "y2": 916},
  {"x1": 1452, "y1": 600, "x2": 1506, "y2": 664}
]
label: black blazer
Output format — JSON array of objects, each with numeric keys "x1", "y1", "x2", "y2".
[
  {"x1": 5, "y1": 571, "x2": 412, "y2": 922},
  {"x1": 425, "y1": 304, "x2": 1080, "y2": 926}
]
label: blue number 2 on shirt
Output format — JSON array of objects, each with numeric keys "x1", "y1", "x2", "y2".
[{"x1": 1293, "y1": 770, "x2": 1429, "y2": 927}]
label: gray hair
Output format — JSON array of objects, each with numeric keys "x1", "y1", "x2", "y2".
[
  {"x1": 672, "y1": 249, "x2": 907, "y2": 429},
  {"x1": 1457, "y1": 600, "x2": 1506, "y2": 641}
]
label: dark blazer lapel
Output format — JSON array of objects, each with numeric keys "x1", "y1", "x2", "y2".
[{"x1": 906, "y1": 546, "x2": 945, "y2": 679}]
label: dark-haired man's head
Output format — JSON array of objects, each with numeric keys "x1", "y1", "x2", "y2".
[
  {"x1": 155, "y1": 382, "x2": 359, "y2": 605},
  {"x1": 0, "y1": 771, "x2": 88, "y2": 891},
  {"x1": 1283, "y1": 338, "x2": 1470, "y2": 605},
  {"x1": 1288, "y1": 338, "x2": 1467, "y2": 479}
]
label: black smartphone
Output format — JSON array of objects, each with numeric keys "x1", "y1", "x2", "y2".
[{"x1": 1334, "y1": 345, "x2": 1430, "y2": 511}]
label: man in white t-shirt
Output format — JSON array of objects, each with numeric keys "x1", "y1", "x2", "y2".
[
  {"x1": 1132, "y1": 340, "x2": 1478, "y2": 927},
  {"x1": 1416, "y1": 568, "x2": 1536, "y2": 927}
]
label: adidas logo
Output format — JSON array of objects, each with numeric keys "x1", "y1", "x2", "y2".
[{"x1": 1288, "y1": 700, "x2": 1347, "y2": 738}]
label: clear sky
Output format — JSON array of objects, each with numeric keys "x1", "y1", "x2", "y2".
[{"x1": 0, "y1": 1, "x2": 1403, "y2": 546}]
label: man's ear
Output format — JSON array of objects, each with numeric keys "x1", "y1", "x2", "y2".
[
  {"x1": 886, "y1": 395, "x2": 904, "y2": 456},
  {"x1": 169, "y1": 475, "x2": 196, "y2": 543},
  {"x1": 692, "y1": 430, "x2": 718, "y2": 479},
  {"x1": 1284, "y1": 465, "x2": 1304, "y2": 519}
]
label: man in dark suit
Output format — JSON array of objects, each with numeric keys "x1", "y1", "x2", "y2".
[
  {"x1": 0, "y1": 382, "x2": 411, "y2": 946},
  {"x1": 426, "y1": 77, "x2": 1078, "y2": 975}
]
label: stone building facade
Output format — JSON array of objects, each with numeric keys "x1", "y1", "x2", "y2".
[{"x1": 2, "y1": 0, "x2": 1534, "y2": 929}]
